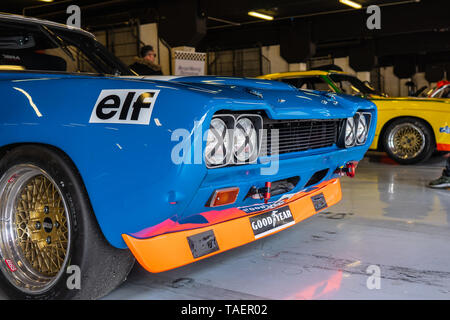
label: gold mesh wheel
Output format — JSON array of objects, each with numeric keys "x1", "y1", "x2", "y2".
[
  {"x1": 387, "y1": 123, "x2": 426, "y2": 160},
  {"x1": 15, "y1": 175, "x2": 69, "y2": 277},
  {"x1": 0, "y1": 165, "x2": 71, "y2": 294}
]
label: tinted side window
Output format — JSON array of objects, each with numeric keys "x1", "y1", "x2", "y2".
[{"x1": 0, "y1": 22, "x2": 115, "y2": 74}]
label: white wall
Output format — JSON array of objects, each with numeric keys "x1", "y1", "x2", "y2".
[
  {"x1": 261, "y1": 45, "x2": 287, "y2": 73},
  {"x1": 380, "y1": 67, "x2": 394, "y2": 96},
  {"x1": 380, "y1": 66, "x2": 406, "y2": 97},
  {"x1": 261, "y1": 45, "x2": 307, "y2": 74},
  {"x1": 288, "y1": 63, "x2": 307, "y2": 72},
  {"x1": 334, "y1": 57, "x2": 370, "y2": 82}
]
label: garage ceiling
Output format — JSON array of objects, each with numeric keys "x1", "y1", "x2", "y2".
[
  {"x1": 205, "y1": 0, "x2": 409, "y2": 28},
  {"x1": 1, "y1": 0, "x2": 441, "y2": 30},
  {"x1": 1, "y1": 0, "x2": 449, "y2": 71}
]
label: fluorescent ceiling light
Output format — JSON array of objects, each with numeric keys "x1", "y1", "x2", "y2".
[
  {"x1": 39, "y1": 0, "x2": 54, "y2": 2},
  {"x1": 248, "y1": 11, "x2": 274, "y2": 21},
  {"x1": 339, "y1": 0, "x2": 362, "y2": 9}
]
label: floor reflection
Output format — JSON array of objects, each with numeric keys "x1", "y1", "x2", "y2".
[{"x1": 2, "y1": 152, "x2": 450, "y2": 300}]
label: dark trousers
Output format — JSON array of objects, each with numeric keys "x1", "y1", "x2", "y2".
[{"x1": 444, "y1": 157, "x2": 450, "y2": 177}]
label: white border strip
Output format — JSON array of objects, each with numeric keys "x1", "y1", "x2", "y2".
[{"x1": 253, "y1": 221, "x2": 296, "y2": 239}]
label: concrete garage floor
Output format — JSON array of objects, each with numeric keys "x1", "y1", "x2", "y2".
[
  {"x1": 0, "y1": 152, "x2": 449, "y2": 300},
  {"x1": 103, "y1": 152, "x2": 450, "y2": 300}
]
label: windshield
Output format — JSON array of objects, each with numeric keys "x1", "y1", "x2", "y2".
[
  {"x1": 0, "y1": 20, "x2": 132, "y2": 76},
  {"x1": 279, "y1": 73, "x2": 381, "y2": 97},
  {"x1": 328, "y1": 73, "x2": 378, "y2": 96}
]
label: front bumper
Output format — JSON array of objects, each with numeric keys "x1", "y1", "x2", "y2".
[
  {"x1": 123, "y1": 178, "x2": 342, "y2": 273},
  {"x1": 437, "y1": 143, "x2": 450, "y2": 152}
]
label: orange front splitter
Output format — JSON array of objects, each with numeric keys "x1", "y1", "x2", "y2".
[
  {"x1": 123, "y1": 178, "x2": 342, "y2": 273},
  {"x1": 437, "y1": 143, "x2": 450, "y2": 152}
]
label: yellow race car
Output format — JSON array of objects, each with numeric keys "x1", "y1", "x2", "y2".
[{"x1": 259, "y1": 70, "x2": 450, "y2": 164}]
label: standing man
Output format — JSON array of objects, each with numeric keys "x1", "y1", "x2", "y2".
[
  {"x1": 129, "y1": 45, "x2": 163, "y2": 75},
  {"x1": 429, "y1": 155, "x2": 450, "y2": 188}
]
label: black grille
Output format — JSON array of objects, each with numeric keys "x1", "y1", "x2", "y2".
[{"x1": 261, "y1": 119, "x2": 342, "y2": 155}]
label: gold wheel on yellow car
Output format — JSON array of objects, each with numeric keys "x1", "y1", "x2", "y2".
[
  {"x1": 387, "y1": 123, "x2": 425, "y2": 160},
  {"x1": 0, "y1": 165, "x2": 71, "y2": 294},
  {"x1": 383, "y1": 117, "x2": 435, "y2": 165}
]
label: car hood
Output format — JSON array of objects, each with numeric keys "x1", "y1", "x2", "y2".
[
  {"x1": 131, "y1": 75, "x2": 374, "y2": 119},
  {"x1": 0, "y1": 72, "x2": 373, "y2": 120}
]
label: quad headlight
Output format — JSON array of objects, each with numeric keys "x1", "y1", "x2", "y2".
[
  {"x1": 234, "y1": 117, "x2": 258, "y2": 163},
  {"x1": 205, "y1": 114, "x2": 262, "y2": 168},
  {"x1": 356, "y1": 113, "x2": 368, "y2": 145},
  {"x1": 205, "y1": 118, "x2": 231, "y2": 167},
  {"x1": 339, "y1": 111, "x2": 372, "y2": 148},
  {"x1": 345, "y1": 117, "x2": 356, "y2": 147}
]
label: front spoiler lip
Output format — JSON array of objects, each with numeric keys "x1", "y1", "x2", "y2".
[
  {"x1": 437, "y1": 143, "x2": 450, "y2": 152},
  {"x1": 123, "y1": 178, "x2": 342, "y2": 273}
]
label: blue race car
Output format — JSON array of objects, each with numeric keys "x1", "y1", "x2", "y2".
[{"x1": 0, "y1": 14, "x2": 376, "y2": 299}]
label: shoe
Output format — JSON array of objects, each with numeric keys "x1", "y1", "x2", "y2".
[{"x1": 428, "y1": 175, "x2": 450, "y2": 189}]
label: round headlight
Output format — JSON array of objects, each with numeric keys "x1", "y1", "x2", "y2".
[
  {"x1": 233, "y1": 117, "x2": 258, "y2": 163},
  {"x1": 356, "y1": 114, "x2": 368, "y2": 144},
  {"x1": 345, "y1": 117, "x2": 356, "y2": 147},
  {"x1": 205, "y1": 118, "x2": 230, "y2": 166}
]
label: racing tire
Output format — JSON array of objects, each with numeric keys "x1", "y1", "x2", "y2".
[
  {"x1": 0, "y1": 145, "x2": 135, "y2": 299},
  {"x1": 382, "y1": 117, "x2": 435, "y2": 165}
]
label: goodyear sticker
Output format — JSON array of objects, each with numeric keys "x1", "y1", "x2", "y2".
[{"x1": 239, "y1": 200, "x2": 285, "y2": 214}]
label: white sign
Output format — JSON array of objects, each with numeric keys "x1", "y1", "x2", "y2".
[{"x1": 173, "y1": 51, "x2": 206, "y2": 76}]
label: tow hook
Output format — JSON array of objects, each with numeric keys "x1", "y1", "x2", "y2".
[
  {"x1": 264, "y1": 182, "x2": 271, "y2": 204},
  {"x1": 335, "y1": 161, "x2": 358, "y2": 178},
  {"x1": 247, "y1": 181, "x2": 272, "y2": 203}
]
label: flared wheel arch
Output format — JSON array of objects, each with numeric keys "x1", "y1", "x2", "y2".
[
  {"x1": 0, "y1": 142, "x2": 135, "y2": 299},
  {"x1": 0, "y1": 142, "x2": 101, "y2": 237}
]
